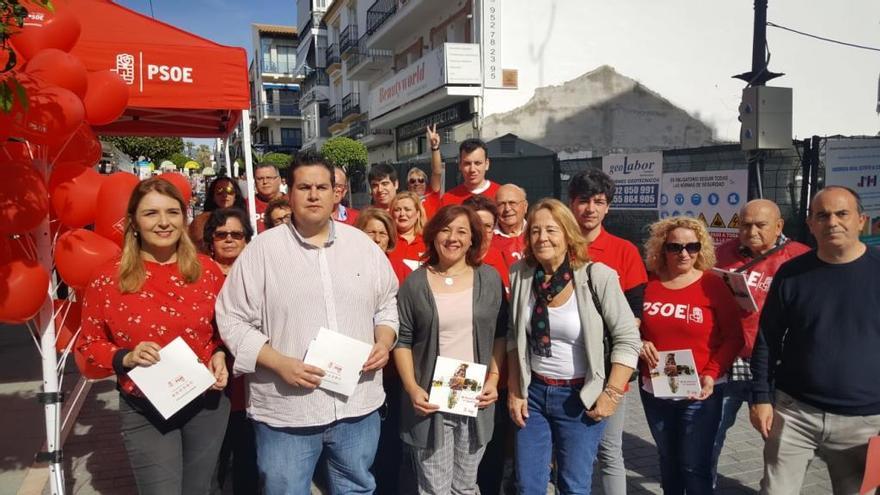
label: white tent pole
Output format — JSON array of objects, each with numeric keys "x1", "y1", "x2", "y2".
[
  {"x1": 224, "y1": 138, "x2": 232, "y2": 178},
  {"x1": 34, "y1": 156, "x2": 65, "y2": 495},
  {"x1": 241, "y1": 109, "x2": 258, "y2": 233}
]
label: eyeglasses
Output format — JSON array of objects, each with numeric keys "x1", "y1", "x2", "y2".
[
  {"x1": 213, "y1": 231, "x2": 245, "y2": 241},
  {"x1": 271, "y1": 214, "x2": 292, "y2": 226},
  {"x1": 214, "y1": 185, "x2": 234, "y2": 194},
  {"x1": 408, "y1": 177, "x2": 425, "y2": 184},
  {"x1": 497, "y1": 200, "x2": 524, "y2": 209},
  {"x1": 663, "y1": 242, "x2": 701, "y2": 255},
  {"x1": 255, "y1": 176, "x2": 279, "y2": 183}
]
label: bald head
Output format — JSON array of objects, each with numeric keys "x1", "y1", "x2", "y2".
[
  {"x1": 496, "y1": 184, "x2": 528, "y2": 234},
  {"x1": 739, "y1": 199, "x2": 783, "y2": 255}
]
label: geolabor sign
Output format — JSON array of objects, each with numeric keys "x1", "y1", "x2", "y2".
[
  {"x1": 112, "y1": 52, "x2": 195, "y2": 92},
  {"x1": 369, "y1": 43, "x2": 480, "y2": 118}
]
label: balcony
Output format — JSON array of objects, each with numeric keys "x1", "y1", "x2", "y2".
[
  {"x1": 366, "y1": 0, "x2": 452, "y2": 50},
  {"x1": 339, "y1": 25, "x2": 358, "y2": 57},
  {"x1": 299, "y1": 68, "x2": 330, "y2": 107},
  {"x1": 253, "y1": 141, "x2": 302, "y2": 155},
  {"x1": 327, "y1": 104, "x2": 344, "y2": 132},
  {"x1": 261, "y1": 61, "x2": 297, "y2": 77},
  {"x1": 347, "y1": 34, "x2": 392, "y2": 81},
  {"x1": 325, "y1": 44, "x2": 341, "y2": 75},
  {"x1": 341, "y1": 93, "x2": 361, "y2": 122},
  {"x1": 261, "y1": 103, "x2": 301, "y2": 119},
  {"x1": 352, "y1": 116, "x2": 393, "y2": 147}
]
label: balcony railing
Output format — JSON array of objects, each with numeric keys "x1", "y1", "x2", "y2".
[
  {"x1": 253, "y1": 142, "x2": 302, "y2": 155},
  {"x1": 340, "y1": 25, "x2": 359, "y2": 54},
  {"x1": 328, "y1": 104, "x2": 343, "y2": 126},
  {"x1": 261, "y1": 103, "x2": 301, "y2": 118},
  {"x1": 325, "y1": 44, "x2": 340, "y2": 66},
  {"x1": 342, "y1": 93, "x2": 360, "y2": 117},
  {"x1": 262, "y1": 61, "x2": 296, "y2": 75},
  {"x1": 348, "y1": 33, "x2": 392, "y2": 68},
  {"x1": 301, "y1": 68, "x2": 329, "y2": 90},
  {"x1": 366, "y1": 0, "x2": 396, "y2": 35}
]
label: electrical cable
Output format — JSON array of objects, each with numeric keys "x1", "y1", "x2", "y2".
[{"x1": 767, "y1": 21, "x2": 880, "y2": 52}]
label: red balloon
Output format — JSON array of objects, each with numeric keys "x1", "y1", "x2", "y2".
[
  {"x1": 24, "y1": 48, "x2": 87, "y2": 98},
  {"x1": 9, "y1": 6, "x2": 81, "y2": 60},
  {"x1": 82, "y1": 71, "x2": 129, "y2": 126},
  {"x1": 0, "y1": 259, "x2": 50, "y2": 323},
  {"x1": 4, "y1": 74, "x2": 85, "y2": 146},
  {"x1": 74, "y1": 342, "x2": 113, "y2": 379},
  {"x1": 95, "y1": 172, "x2": 138, "y2": 245},
  {"x1": 55, "y1": 229, "x2": 120, "y2": 289},
  {"x1": 53, "y1": 298, "x2": 82, "y2": 353},
  {"x1": 0, "y1": 162, "x2": 50, "y2": 234},
  {"x1": 49, "y1": 163, "x2": 104, "y2": 228},
  {"x1": 158, "y1": 172, "x2": 192, "y2": 205},
  {"x1": 50, "y1": 125, "x2": 102, "y2": 168}
]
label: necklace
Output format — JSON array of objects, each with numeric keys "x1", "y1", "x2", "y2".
[{"x1": 429, "y1": 265, "x2": 469, "y2": 286}]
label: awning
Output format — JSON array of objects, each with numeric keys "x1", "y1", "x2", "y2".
[{"x1": 68, "y1": 0, "x2": 249, "y2": 137}]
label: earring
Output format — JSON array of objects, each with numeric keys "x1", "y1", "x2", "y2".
[{"x1": 133, "y1": 231, "x2": 139, "y2": 238}]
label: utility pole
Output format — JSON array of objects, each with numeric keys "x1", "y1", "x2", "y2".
[{"x1": 734, "y1": 0, "x2": 784, "y2": 199}]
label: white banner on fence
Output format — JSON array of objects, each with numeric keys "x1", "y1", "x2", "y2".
[
  {"x1": 825, "y1": 138, "x2": 880, "y2": 244},
  {"x1": 602, "y1": 152, "x2": 662, "y2": 210},
  {"x1": 659, "y1": 170, "x2": 748, "y2": 245}
]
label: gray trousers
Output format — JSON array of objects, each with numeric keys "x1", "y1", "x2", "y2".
[
  {"x1": 596, "y1": 397, "x2": 627, "y2": 495},
  {"x1": 761, "y1": 391, "x2": 880, "y2": 495},
  {"x1": 411, "y1": 415, "x2": 488, "y2": 495},
  {"x1": 119, "y1": 391, "x2": 230, "y2": 495}
]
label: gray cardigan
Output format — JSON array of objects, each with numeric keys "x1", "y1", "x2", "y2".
[
  {"x1": 396, "y1": 265, "x2": 508, "y2": 450},
  {"x1": 507, "y1": 260, "x2": 641, "y2": 409}
]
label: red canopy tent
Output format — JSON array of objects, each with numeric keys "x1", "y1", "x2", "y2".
[
  {"x1": 18, "y1": 3, "x2": 254, "y2": 493},
  {"x1": 68, "y1": 0, "x2": 249, "y2": 137}
]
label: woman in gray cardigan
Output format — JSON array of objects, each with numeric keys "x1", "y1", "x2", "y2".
[
  {"x1": 395, "y1": 205, "x2": 508, "y2": 495},
  {"x1": 507, "y1": 199, "x2": 641, "y2": 494}
]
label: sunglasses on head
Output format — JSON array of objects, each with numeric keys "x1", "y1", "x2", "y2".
[
  {"x1": 213, "y1": 231, "x2": 245, "y2": 241},
  {"x1": 408, "y1": 177, "x2": 425, "y2": 184},
  {"x1": 664, "y1": 242, "x2": 701, "y2": 255}
]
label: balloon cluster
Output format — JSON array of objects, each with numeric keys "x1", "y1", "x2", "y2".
[{"x1": 0, "y1": 5, "x2": 191, "y2": 378}]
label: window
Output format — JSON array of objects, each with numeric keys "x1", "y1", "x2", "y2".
[
  {"x1": 276, "y1": 45, "x2": 297, "y2": 73},
  {"x1": 281, "y1": 128, "x2": 302, "y2": 146},
  {"x1": 261, "y1": 38, "x2": 274, "y2": 72}
]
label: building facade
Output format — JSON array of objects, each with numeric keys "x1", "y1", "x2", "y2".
[
  {"x1": 295, "y1": 0, "x2": 332, "y2": 152},
  {"x1": 250, "y1": 24, "x2": 303, "y2": 155}
]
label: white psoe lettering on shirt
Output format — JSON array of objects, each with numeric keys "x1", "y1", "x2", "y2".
[
  {"x1": 744, "y1": 270, "x2": 773, "y2": 292},
  {"x1": 643, "y1": 302, "x2": 703, "y2": 323}
]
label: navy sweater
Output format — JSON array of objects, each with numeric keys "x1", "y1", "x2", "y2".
[{"x1": 751, "y1": 247, "x2": 880, "y2": 415}]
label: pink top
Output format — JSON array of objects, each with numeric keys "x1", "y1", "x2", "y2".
[{"x1": 435, "y1": 287, "x2": 474, "y2": 363}]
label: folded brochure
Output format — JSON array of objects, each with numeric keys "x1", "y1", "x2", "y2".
[
  {"x1": 428, "y1": 356, "x2": 487, "y2": 417},
  {"x1": 127, "y1": 336, "x2": 217, "y2": 419},
  {"x1": 649, "y1": 349, "x2": 702, "y2": 398},
  {"x1": 303, "y1": 327, "x2": 373, "y2": 398},
  {"x1": 711, "y1": 267, "x2": 759, "y2": 313}
]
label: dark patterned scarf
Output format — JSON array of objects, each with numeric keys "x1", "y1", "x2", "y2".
[{"x1": 529, "y1": 257, "x2": 573, "y2": 357}]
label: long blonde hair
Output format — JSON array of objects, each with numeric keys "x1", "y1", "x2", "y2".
[
  {"x1": 522, "y1": 198, "x2": 591, "y2": 269},
  {"x1": 119, "y1": 178, "x2": 202, "y2": 293},
  {"x1": 644, "y1": 216, "x2": 716, "y2": 274},
  {"x1": 390, "y1": 191, "x2": 427, "y2": 236}
]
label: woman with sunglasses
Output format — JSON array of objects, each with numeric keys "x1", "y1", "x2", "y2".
[
  {"x1": 639, "y1": 217, "x2": 744, "y2": 494},
  {"x1": 190, "y1": 177, "x2": 246, "y2": 250},
  {"x1": 202, "y1": 208, "x2": 257, "y2": 494}
]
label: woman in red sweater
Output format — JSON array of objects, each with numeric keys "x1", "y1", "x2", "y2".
[
  {"x1": 78, "y1": 178, "x2": 229, "y2": 495},
  {"x1": 639, "y1": 217, "x2": 744, "y2": 494}
]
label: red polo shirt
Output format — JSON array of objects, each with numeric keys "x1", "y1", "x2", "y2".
[
  {"x1": 587, "y1": 227, "x2": 648, "y2": 293},
  {"x1": 491, "y1": 229, "x2": 526, "y2": 268},
  {"x1": 388, "y1": 234, "x2": 426, "y2": 272},
  {"x1": 421, "y1": 191, "x2": 442, "y2": 219},
  {"x1": 440, "y1": 181, "x2": 501, "y2": 206},
  {"x1": 481, "y1": 246, "x2": 510, "y2": 296},
  {"x1": 714, "y1": 238, "x2": 811, "y2": 357}
]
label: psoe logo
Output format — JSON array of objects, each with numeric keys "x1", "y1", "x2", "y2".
[{"x1": 112, "y1": 53, "x2": 136, "y2": 85}]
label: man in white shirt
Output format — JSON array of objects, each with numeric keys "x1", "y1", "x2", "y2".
[{"x1": 216, "y1": 151, "x2": 399, "y2": 494}]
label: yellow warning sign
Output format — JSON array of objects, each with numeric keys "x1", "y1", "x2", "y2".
[
  {"x1": 710, "y1": 213, "x2": 726, "y2": 228},
  {"x1": 697, "y1": 213, "x2": 708, "y2": 226},
  {"x1": 727, "y1": 213, "x2": 739, "y2": 229}
]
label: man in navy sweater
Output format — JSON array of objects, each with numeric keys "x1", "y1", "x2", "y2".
[{"x1": 751, "y1": 186, "x2": 880, "y2": 494}]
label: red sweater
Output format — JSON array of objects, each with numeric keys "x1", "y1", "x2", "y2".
[
  {"x1": 78, "y1": 255, "x2": 225, "y2": 396},
  {"x1": 715, "y1": 239, "x2": 811, "y2": 357},
  {"x1": 440, "y1": 181, "x2": 501, "y2": 206},
  {"x1": 640, "y1": 272, "x2": 744, "y2": 381}
]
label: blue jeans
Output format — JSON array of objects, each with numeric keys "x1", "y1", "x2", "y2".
[
  {"x1": 640, "y1": 386, "x2": 724, "y2": 495},
  {"x1": 712, "y1": 380, "x2": 751, "y2": 485},
  {"x1": 253, "y1": 411, "x2": 380, "y2": 495},
  {"x1": 515, "y1": 380, "x2": 606, "y2": 495}
]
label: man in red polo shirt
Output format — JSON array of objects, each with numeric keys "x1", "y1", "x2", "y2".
[
  {"x1": 439, "y1": 138, "x2": 500, "y2": 206},
  {"x1": 568, "y1": 168, "x2": 647, "y2": 495},
  {"x1": 711, "y1": 199, "x2": 810, "y2": 484},
  {"x1": 492, "y1": 184, "x2": 528, "y2": 267},
  {"x1": 254, "y1": 163, "x2": 287, "y2": 233},
  {"x1": 332, "y1": 166, "x2": 359, "y2": 226}
]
